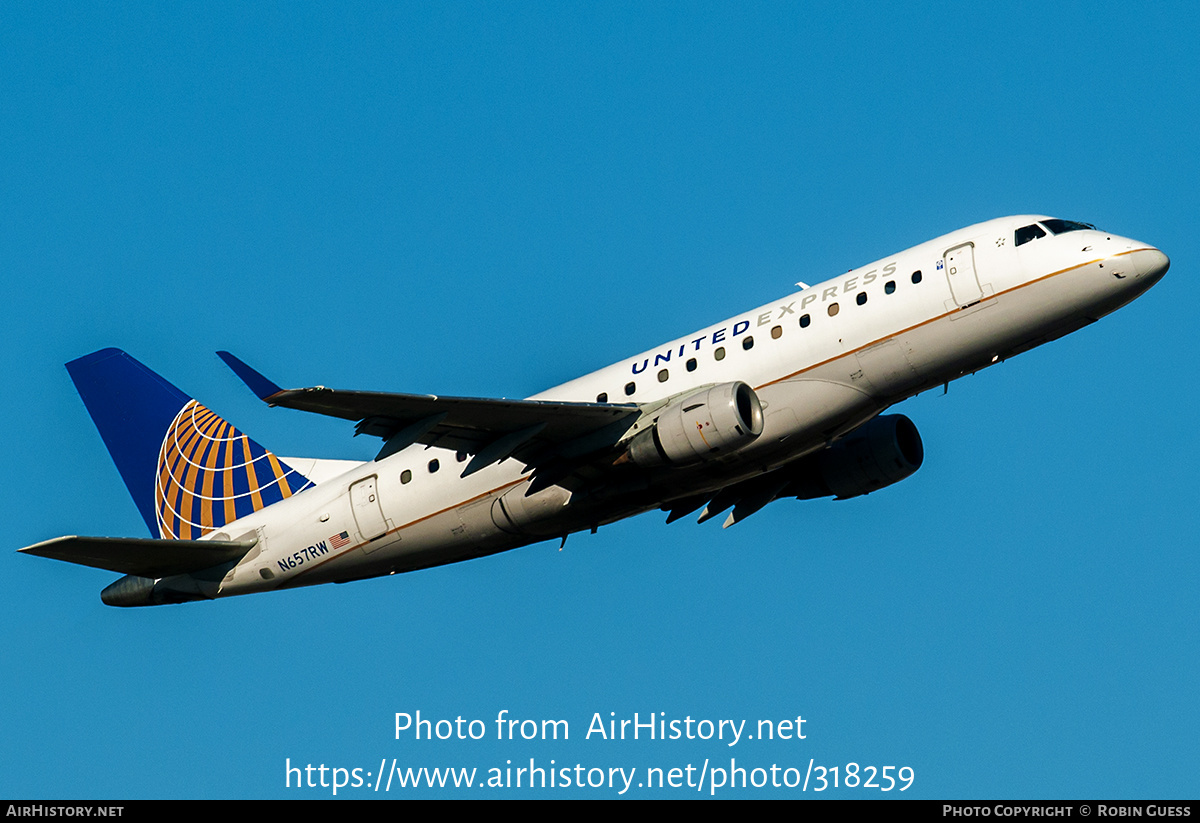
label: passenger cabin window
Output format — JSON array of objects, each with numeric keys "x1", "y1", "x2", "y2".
[
  {"x1": 596, "y1": 392, "x2": 607, "y2": 403},
  {"x1": 714, "y1": 346, "x2": 726, "y2": 361},
  {"x1": 799, "y1": 314, "x2": 811, "y2": 328},
  {"x1": 400, "y1": 469, "x2": 412, "y2": 484},
  {"x1": 1015, "y1": 224, "x2": 1047, "y2": 246},
  {"x1": 771, "y1": 325, "x2": 783, "y2": 339},
  {"x1": 686, "y1": 358, "x2": 697, "y2": 372},
  {"x1": 742, "y1": 336, "x2": 754, "y2": 350},
  {"x1": 885, "y1": 280, "x2": 896, "y2": 294},
  {"x1": 856, "y1": 292, "x2": 867, "y2": 306},
  {"x1": 428, "y1": 459, "x2": 440, "y2": 473},
  {"x1": 657, "y1": 369, "x2": 669, "y2": 383},
  {"x1": 828, "y1": 302, "x2": 839, "y2": 317},
  {"x1": 624, "y1": 382, "x2": 636, "y2": 396},
  {"x1": 911, "y1": 270, "x2": 922, "y2": 284}
]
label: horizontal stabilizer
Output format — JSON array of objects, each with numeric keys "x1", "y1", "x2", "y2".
[
  {"x1": 277, "y1": 456, "x2": 364, "y2": 485},
  {"x1": 19, "y1": 535, "x2": 258, "y2": 578}
]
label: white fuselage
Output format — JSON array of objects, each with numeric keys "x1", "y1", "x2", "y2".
[{"x1": 193, "y1": 216, "x2": 1165, "y2": 600}]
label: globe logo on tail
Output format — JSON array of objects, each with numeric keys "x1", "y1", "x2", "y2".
[{"x1": 155, "y1": 400, "x2": 312, "y2": 540}]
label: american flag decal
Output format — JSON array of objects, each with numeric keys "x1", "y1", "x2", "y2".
[{"x1": 329, "y1": 531, "x2": 351, "y2": 549}]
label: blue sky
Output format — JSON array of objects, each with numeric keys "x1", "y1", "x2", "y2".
[{"x1": 2, "y1": 2, "x2": 1196, "y2": 798}]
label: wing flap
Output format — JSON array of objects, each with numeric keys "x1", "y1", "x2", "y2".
[{"x1": 19, "y1": 535, "x2": 258, "y2": 578}]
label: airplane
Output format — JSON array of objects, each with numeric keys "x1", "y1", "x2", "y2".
[{"x1": 19, "y1": 215, "x2": 1169, "y2": 606}]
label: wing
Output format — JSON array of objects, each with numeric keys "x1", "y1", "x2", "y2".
[
  {"x1": 19, "y1": 535, "x2": 258, "y2": 578},
  {"x1": 216, "y1": 352, "x2": 641, "y2": 481}
]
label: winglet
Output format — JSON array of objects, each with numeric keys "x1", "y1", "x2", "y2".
[{"x1": 217, "y1": 351, "x2": 285, "y2": 401}]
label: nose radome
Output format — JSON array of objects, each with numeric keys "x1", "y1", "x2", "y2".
[{"x1": 1134, "y1": 247, "x2": 1170, "y2": 282}]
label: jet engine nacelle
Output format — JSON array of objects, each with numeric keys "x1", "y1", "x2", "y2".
[
  {"x1": 627, "y1": 381, "x2": 764, "y2": 468},
  {"x1": 786, "y1": 414, "x2": 924, "y2": 500}
]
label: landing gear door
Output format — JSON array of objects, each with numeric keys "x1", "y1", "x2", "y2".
[
  {"x1": 944, "y1": 242, "x2": 984, "y2": 308},
  {"x1": 350, "y1": 475, "x2": 389, "y2": 546}
]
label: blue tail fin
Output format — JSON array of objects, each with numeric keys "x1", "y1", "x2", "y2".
[{"x1": 67, "y1": 348, "x2": 313, "y2": 539}]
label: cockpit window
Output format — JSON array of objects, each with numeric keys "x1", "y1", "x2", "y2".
[
  {"x1": 1015, "y1": 224, "x2": 1047, "y2": 246},
  {"x1": 1042, "y1": 219, "x2": 1096, "y2": 235}
]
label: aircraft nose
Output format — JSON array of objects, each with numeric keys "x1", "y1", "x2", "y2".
[{"x1": 1133, "y1": 247, "x2": 1170, "y2": 283}]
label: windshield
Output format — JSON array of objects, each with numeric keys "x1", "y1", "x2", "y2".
[{"x1": 1042, "y1": 219, "x2": 1097, "y2": 235}]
